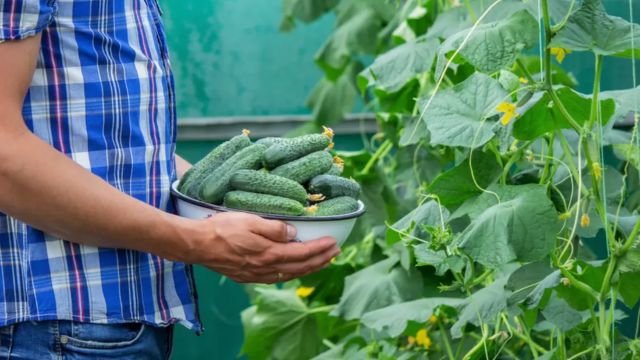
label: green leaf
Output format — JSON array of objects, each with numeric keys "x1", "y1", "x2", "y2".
[
  {"x1": 419, "y1": 73, "x2": 507, "y2": 148},
  {"x1": 280, "y1": 0, "x2": 338, "y2": 31},
  {"x1": 514, "y1": 87, "x2": 615, "y2": 140},
  {"x1": 451, "y1": 278, "x2": 509, "y2": 338},
  {"x1": 506, "y1": 261, "x2": 556, "y2": 305},
  {"x1": 428, "y1": 150, "x2": 502, "y2": 208},
  {"x1": 601, "y1": 86, "x2": 640, "y2": 124},
  {"x1": 435, "y1": 10, "x2": 538, "y2": 78},
  {"x1": 358, "y1": 36, "x2": 439, "y2": 93},
  {"x1": 361, "y1": 298, "x2": 466, "y2": 337},
  {"x1": 525, "y1": 270, "x2": 561, "y2": 308},
  {"x1": 619, "y1": 272, "x2": 640, "y2": 308},
  {"x1": 613, "y1": 144, "x2": 640, "y2": 170},
  {"x1": 315, "y1": 0, "x2": 393, "y2": 79},
  {"x1": 332, "y1": 258, "x2": 423, "y2": 320},
  {"x1": 540, "y1": 293, "x2": 586, "y2": 332},
  {"x1": 389, "y1": 200, "x2": 449, "y2": 240},
  {"x1": 556, "y1": 260, "x2": 606, "y2": 311},
  {"x1": 306, "y1": 65, "x2": 360, "y2": 126},
  {"x1": 549, "y1": 0, "x2": 640, "y2": 58},
  {"x1": 498, "y1": 70, "x2": 521, "y2": 93},
  {"x1": 414, "y1": 245, "x2": 466, "y2": 275},
  {"x1": 399, "y1": 115, "x2": 428, "y2": 146},
  {"x1": 619, "y1": 245, "x2": 640, "y2": 274},
  {"x1": 455, "y1": 184, "x2": 559, "y2": 268},
  {"x1": 241, "y1": 287, "x2": 323, "y2": 360}
]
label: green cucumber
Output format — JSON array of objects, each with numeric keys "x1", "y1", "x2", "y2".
[
  {"x1": 263, "y1": 133, "x2": 332, "y2": 169},
  {"x1": 224, "y1": 191, "x2": 305, "y2": 216},
  {"x1": 229, "y1": 170, "x2": 307, "y2": 204},
  {"x1": 308, "y1": 175, "x2": 360, "y2": 199},
  {"x1": 177, "y1": 167, "x2": 195, "y2": 192},
  {"x1": 271, "y1": 151, "x2": 333, "y2": 184},
  {"x1": 198, "y1": 144, "x2": 267, "y2": 204},
  {"x1": 308, "y1": 196, "x2": 359, "y2": 216},
  {"x1": 325, "y1": 163, "x2": 344, "y2": 176},
  {"x1": 182, "y1": 131, "x2": 251, "y2": 196},
  {"x1": 255, "y1": 137, "x2": 287, "y2": 147}
]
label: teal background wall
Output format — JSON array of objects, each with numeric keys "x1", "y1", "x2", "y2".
[{"x1": 162, "y1": 0, "x2": 333, "y2": 118}]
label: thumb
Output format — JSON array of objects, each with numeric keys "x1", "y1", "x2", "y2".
[{"x1": 250, "y1": 218, "x2": 297, "y2": 242}]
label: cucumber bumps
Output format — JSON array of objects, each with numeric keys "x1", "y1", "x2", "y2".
[
  {"x1": 308, "y1": 197, "x2": 359, "y2": 216},
  {"x1": 271, "y1": 151, "x2": 333, "y2": 184},
  {"x1": 230, "y1": 170, "x2": 307, "y2": 204},
  {"x1": 308, "y1": 174, "x2": 360, "y2": 199},
  {"x1": 263, "y1": 127, "x2": 333, "y2": 169},
  {"x1": 224, "y1": 191, "x2": 305, "y2": 216},
  {"x1": 199, "y1": 144, "x2": 267, "y2": 204},
  {"x1": 180, "y1": 130, "x2": 251, "y2": 196}
]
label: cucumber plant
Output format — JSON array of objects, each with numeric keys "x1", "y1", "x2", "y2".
[{"x1": 241, "y1": 0, "x2": 640, "y2": 359}]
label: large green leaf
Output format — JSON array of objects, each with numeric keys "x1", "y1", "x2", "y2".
[
  {"x1": 540, "y1": 293, "x2": 587, "y2": 332},
  {"x1": 451, "y1": 278, "x2": 509, "y2": 338},
  {"x1": 306, "y1": 65, "x2": 360, "y2": 125},
  {"x1": 428, "y1": 150, "x2": 502, "y2": 208},
  {"x1": 315, "y1": 0, "x2": 393, "y2": 79},
  {"x1": 506, "y1": 261, "x2": 556, "y2": 305},
  {"x1": 601, "y1": 86, "x2": 640, "y2": 124},
  {"x1": 619, "y1": 272, "x2": 640, "y2": 308},
  {"x1": 435, "y1": 10, "x2": 538, "y2": 78},
  {"x1": 414, "y1": 245, "x2": 466, "y2": 276},
  {"x1": 613, "y1": 144, "x2": 640, "y2": 171},
  {"x1": 549, "y1": 0, "x2": 640, "y2": 58},
  {"x1": 361, "y1": 298, "x2": 465, "y2": 337},
  {"x1": 455, "y1": 184, "x2": 559, "y2": 268},
  {"x1": 419, "y1": 73, "x2": 507, "y2": 148},
  {"x1": 280, "y1": 0, "x2": 338, "y2": 31},
  {"x1": 241, "y1": 287, "x2": 323, "y2": 360},
  {"x1": 332, "y1": 258, "x2": 423, "y2": 320},
  {"x1": 513, "y1": 87, "x2": 615, "y2": 140},
  {"x1": 358, "y1": 36, "x2": 439, "y2": 93},
  {"x1": 389, "y1": 200, "x2": 449, "y2": 240}
]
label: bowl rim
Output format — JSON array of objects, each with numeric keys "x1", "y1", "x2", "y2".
[{"x1": 170, "y1": 180, "x2": 366, "y2": 222}]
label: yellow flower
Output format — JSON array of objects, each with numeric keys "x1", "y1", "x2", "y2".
[
  {"x1": 295, "y1": 286, "x2": 315, "y2": 298},
  {"x1": 592, "y1": 162, "x2": 602, "y2": 180},
  {"x1": 407, "y1": 336, "x2": 416, "y2": 346},
  {"x1": 580, "y1": 213, "x2": 591, "y2": 228},
  {"x1": 559, "y1": 212, "x2": 571, "y2": 221},
  {"x1": 519, "y1": 77, "x2": 529, "y2": 84},
  {"x1": 429, "y1": 315, "x2": 438, "y2": 325},
  {"x1": 415, "y1": 329, "x2": 432, "y2": 350},
  {"x1": 550, "y1": 47, "x2": 572, "y2": 64},
  {"x1": 496, "y1": 102, "x2": 518, "y2": 126}
]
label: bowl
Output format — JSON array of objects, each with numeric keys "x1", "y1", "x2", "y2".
[{"x1": 170, "y1": 180, "x2": 366, "y2": 245}]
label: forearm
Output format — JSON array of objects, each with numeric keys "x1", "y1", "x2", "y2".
[
  {"x1": 0, "y1": 113, "x2": 196, "y2": 262},
  {"x1": 175, "y1": 154, "x2": 192, "y2": 177}
]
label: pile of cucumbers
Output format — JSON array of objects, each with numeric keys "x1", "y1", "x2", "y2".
[{"x1": 177, "y1": 128, "x2": 361, "y2": 217}]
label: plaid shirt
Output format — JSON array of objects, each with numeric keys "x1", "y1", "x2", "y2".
[{"x1": 0, "y1": 0, "x2": 201, "y2": 332}]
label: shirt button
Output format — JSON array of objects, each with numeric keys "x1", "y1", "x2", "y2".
[{"x1": 60, "y1": 335, "x2": 69, "y2": 344}]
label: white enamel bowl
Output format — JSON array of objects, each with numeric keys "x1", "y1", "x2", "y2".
[{"x1": 170, "y1": 181, "x2": 366, "y2": 246}]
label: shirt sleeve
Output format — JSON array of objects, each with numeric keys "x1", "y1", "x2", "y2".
[{"x1": 0, "y1": 0, "x2": 56, "y2": 42}]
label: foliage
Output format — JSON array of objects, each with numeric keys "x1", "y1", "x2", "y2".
[{"x1": 242, "y1": 0, "x2": 640, "y2": 359}]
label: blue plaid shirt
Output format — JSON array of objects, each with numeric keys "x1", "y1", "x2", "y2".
[{"x1": 0, "y1": 0, "x2": 201, "y2": 332}]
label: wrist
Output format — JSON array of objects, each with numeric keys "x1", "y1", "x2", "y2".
[{"x1": 150, "y1": 212, "x2": 205, "y2": 264}]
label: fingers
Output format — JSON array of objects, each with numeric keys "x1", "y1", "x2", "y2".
[
  {"x1": 268, "y1": 237, "x2": 338, "y2": 264},
  {"x1": 271, "y1": 245, "x2": 339, "y2": 275},
  {"x1": 249, "y1": 217, "x2": 296, "y2": 243}
]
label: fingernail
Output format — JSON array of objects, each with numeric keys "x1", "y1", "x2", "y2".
[{"x1": 286, "y1": 224, "x2": 297, "y2": 240}]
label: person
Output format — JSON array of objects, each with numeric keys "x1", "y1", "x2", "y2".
[{"x1": 0, "y1": 0, "x2": 339, "y2": 358}]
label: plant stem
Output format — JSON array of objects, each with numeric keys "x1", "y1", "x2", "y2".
[
  {"x1": 464, "y1": 0, "x2": 477, "y2": 22},
  {"x1": 515, "y1": 59, "x2": 536, "y2": 84},
  {"x1": 541, "y1": 0, "x2": 553, "y2": 89},
  {"x1": 568, "y1": 346, "x2": 597, "y2": 360},
  {"x1": 501, "y1": 140, "x2": 534, "y2": 185},
  {"x1": 362, "y1": 139, "x2": 392, "y2": 174},
  {"x1": 438, "y1": 320, "x2": 456, "y2": 360},
  {"x1": 540, "y1": 133, "x2": 555, "y2": 184},
  {"x1": 586, "y1": 55, "x2": 603, "y2": 132},
  {"x1": 558, "y1": 266, "x2": 599, "y2": 300}
]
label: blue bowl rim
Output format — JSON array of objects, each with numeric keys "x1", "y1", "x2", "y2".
[{"x1": 170, "y1": 180, "x2": 366, "y2": 222}]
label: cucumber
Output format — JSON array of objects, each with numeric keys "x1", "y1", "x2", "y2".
[
  {"x1": 229, "y1": 170, "x2": 307, "y2": 204},
  {"x1": 271, "y1": 151, "x2": 333, "y2": 184},
  {"x1": 255, "y1": 137, "x2": 287, "y2": 147},
  {"x1": 308, "y1": 196, "x2": 359, "y2": 216},
  {"x1": 224, "y1": 191, "x2": 305, "y2": 216},
  {"x1": 182, "y1": 130, "x2": 251, "y2": 196},
  {"x1": 263, "y1": 132, "x2": 332, "y2": 169},
  {"x1": 325, "y1": 164, "x2": 344, "y2": 176},
  {"x1": 308, "y1": 175, "x2": 360, "y2": 199},
  {"x1": 177, "y1": 166, "x2": 195, "y2": 192},
  {"x1": 198, "y1": 144, "x2": 267, "y2": 204}
]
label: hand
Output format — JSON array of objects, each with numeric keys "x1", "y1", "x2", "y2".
[{"x1": 186, "y1": 212, "x2": 340, "y2": 284}]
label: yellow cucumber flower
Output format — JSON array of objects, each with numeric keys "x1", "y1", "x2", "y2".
[
  {"x1": 415, "y1": 329, "x2": 432, "y2": 350},
  {"x1": 519, "y1": 77, "x2": 529, "y2": 84},
  {"x1": 592, "y1": 162, "x2": 602, "y2": 181},
  {"x1": 496, "y1": 102, "x2": 518, "y2": 126},
  {"x1": 550, "y1": 47, "x2": 572, "y2": 64},
  {"x1": 295, "y1": 286, "x2": 315, "y2": 298},
  {"x1": 429, "y1": 315, "x2": 438, "y2": 325},
  {"x1": 580, "y1": 213, "x2": 591, "y2": 228}
]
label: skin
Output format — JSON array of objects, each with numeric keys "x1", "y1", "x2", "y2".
[{"x1": 0, "y1": 34, "x2": 339, "y2": 284}]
